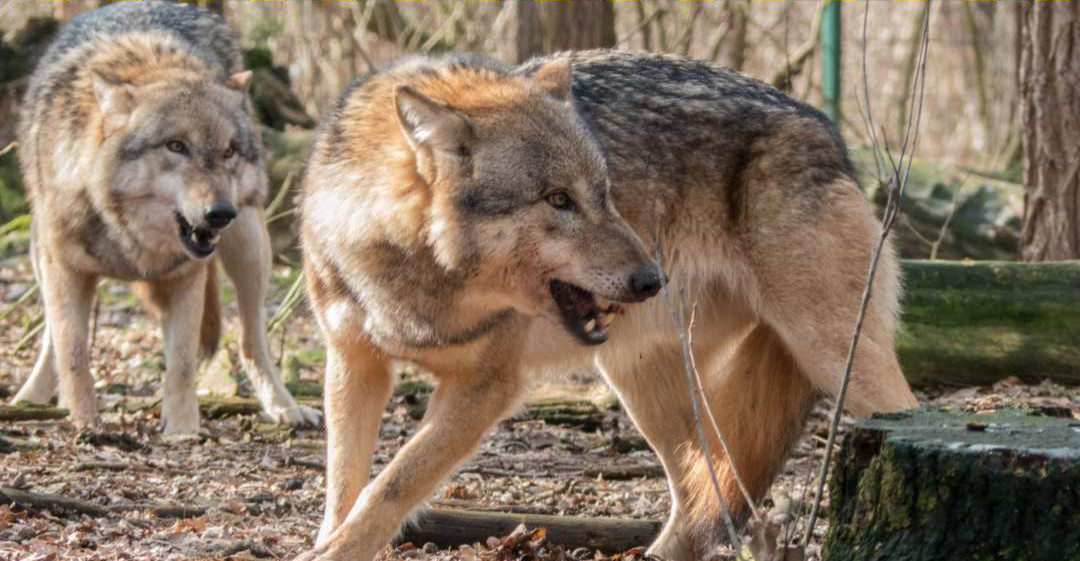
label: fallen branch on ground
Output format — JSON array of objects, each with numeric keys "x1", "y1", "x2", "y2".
[
  {"x1": 0, "y1": 487, "x2": 109, "y2": 517},
  {"x1": 0, "y1": 487, "x2": 661, "y2": 553},
  {"x1": 398, "y1": 508, "x2": 662, "y2": 554},
  {"x1": 0, "y1": 403, "x2": 69, "y2": 422}
]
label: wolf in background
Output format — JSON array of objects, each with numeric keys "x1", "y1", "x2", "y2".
[
  {"x1": 12, "y1": 1, "x2": 320, "y2": 435},
  {"x1": 299, "y1": 50, "x2": 918, "y2": 560}
]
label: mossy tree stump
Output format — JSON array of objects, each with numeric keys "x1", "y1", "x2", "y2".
[{"x1": 824, "y1": 407, "x2": 1080, "y2": 561}]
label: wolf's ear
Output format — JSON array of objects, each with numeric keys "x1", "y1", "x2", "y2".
[
  {"x1": 395, "y1": 85, "x2": 472, "y2": 155},
  {"x1": 91, "y1": 70, "x2": 135, "y2": 117},
  {"x1": 225, "y1": 71, "x2": 253, "y2": 93},
  {"x1": 532, "y1": 60, "x2": 572, "y2": 102}
]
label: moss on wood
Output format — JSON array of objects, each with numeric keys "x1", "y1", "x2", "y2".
[
  {"x1": 824, "y1": 407, "x2": 1080, "y2": 561},
  {"x1": 899, "y1": 260, "x2": 1080, "y2": 386}
]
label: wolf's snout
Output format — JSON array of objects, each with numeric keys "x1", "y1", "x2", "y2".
[
  {"x1": 204, "y1": 202, "x2": 237, "y2": 229},
  {"x1": 628, "y1": 265, "x2": 665, "y2": 301}
]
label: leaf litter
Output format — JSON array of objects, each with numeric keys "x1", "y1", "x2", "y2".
[{"x1": 0, "y1": 263, "x2": 1076, "y2": 560}]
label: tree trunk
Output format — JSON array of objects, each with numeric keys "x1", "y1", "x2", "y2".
[
  {"x1": 1020, "y1": 1, "x2": 1080, "y2": 260},
  {"x1": 824, "y1": 407, "x2": 1080, "y2": 561},
  {"x1": 540, "y1": 0, "x2": 616, "y2": 52},
  {"x1": 490, "y1": 0, "x2": 544, "y2": 65}
]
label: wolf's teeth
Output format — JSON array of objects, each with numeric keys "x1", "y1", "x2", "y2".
[
  {"x1": 601, "y1": 313, "x2": 615, "y2": 327},
  {"x1": 584, "y1": 319, "x2": 597, "y2": 332}
]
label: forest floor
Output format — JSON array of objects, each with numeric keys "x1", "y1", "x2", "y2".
[{"x1": 1, "y1": 261, "x2": 1078, "y2": 561}]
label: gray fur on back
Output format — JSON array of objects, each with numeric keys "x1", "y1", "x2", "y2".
[
  {"x1": 37, "y1": 1, "x2": 239, "y2": 75},
  {"x1": 25, "y1": 1, "x2": 240, "y2": 113}
]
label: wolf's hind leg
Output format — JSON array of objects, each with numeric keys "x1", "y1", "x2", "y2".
[
  {"x1": 316, "y1": 342, "x2": 392, "y2": 543},
  {"x1": 599, "y1": 319, "x2": 814, "y2": 560},
  {"x1": 14, "y1": 243, "x2": 60, "y2": 404},
  {"x1": 217, "y1": 207, "x2": 321, "y2": 426},
  {"x1": 13, "y1": 326, "x2": 58, "y2": 404},
  {"x1": 756, "y1": 188, "x2": 917, "y2": 417}
]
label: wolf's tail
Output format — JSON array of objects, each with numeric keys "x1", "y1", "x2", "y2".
[
  {"x1": 680, "y1": 324, "x2": 817, "y2": 547},
  {"x1": 199, "y1": 260, "x2": 222, "y2": 362}
]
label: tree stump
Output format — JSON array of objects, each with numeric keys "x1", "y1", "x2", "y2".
[{"x1": 824, "y1": 407, "x2": 1080, "y2": 561}]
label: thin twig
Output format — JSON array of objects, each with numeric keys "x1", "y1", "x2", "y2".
[
  {"x1": 0, "y1": 141, "x2": 16, "y2": 158},
  {"x1": 266, "y1": 207, "x2": 297, "y2": 226},
  {"x1": 0, "y1": 282, "x2": 37, "y2": 322},
  {"x1": 267, "y1": 272, "x2": 305, "y2": 334},
  {"x1": 799, "y1": 3, "x2": 932, "y2": 547},
  {"x1": 264, "y1": 170, "x2": 294, "y2": 220},
  {"x1": 687, "y1": 306, "x2": 760, "y2": 521},
  {"x1": 930, "y1": 176, "x2": 968, "y2": 261},
  {"x1": 617, "y1": 3, "x2": 663, "y2": 49},
  {"x1": 649, "y1": 204, "x2": 744, "y2": 556},
  {"x1": 15, "y1": 315, "x2": 44, "y2": 352}
]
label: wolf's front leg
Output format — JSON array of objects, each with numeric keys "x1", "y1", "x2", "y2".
[
  {"x1": 153, "y1": 267, "x2": 209, "y2": 436},
  {"x1": 316, "y1": 343, "x2": 392, "y2": 543},
  {"x1": 218, "y1": 207, "x2": 321, "y2": 427},
  {"x1": 300, "y1": 359, "x2": 524, "y2": 561},
  {"x1": 37, "y1": 255, "x2": 98, "y2": 429}
]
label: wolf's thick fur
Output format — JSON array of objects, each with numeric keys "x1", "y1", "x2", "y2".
[
  {"x1": 299, "y1": 51, "x2": 917, "y2": 561},
  {"x1": 12, "y1": 2, "x2": 320, "y2": 434}
]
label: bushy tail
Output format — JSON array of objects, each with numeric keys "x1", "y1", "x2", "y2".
[
  {"x1": 199, "y1": 260, "x2": 222, "y2": 362},
  {"x1": 680, "y1": 324, "x2": 817, "y2": 546}
]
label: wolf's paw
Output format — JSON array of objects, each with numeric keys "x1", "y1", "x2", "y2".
[
  {"x1": 12, "y1": 381, "x2": 56, "y2": 406},
  {"x1": 263, "y1": 404, "x2": 323, "y2": 428},
  {"x1": 161, "y1": 414, "x2": 202, "y2": 437}
]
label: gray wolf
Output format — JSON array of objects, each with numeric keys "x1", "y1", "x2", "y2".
[
  {"x1": 298, "y1": 51, "x2": 917, "y2": 561},
  {"x1": 12, "y1": 1, "x2": 320, "y2": 435}
]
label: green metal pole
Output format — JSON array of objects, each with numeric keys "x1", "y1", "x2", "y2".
[{"x1": 821, "y1": 2, "x2": 842, "y2": 122}]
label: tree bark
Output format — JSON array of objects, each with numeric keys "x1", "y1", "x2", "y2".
[
  {"x1": 490, "y1": 0, "x2": 544, "y2": 65},
  {"x1": 824, "y1": 407, "x2": 1080, "y2": 561},
  {"x1": 540, "y1": 0, "x2": 616, "y2": 52},
  {"x1": 1020, "y1": 1, "x2": 1080, "y2": 260}
]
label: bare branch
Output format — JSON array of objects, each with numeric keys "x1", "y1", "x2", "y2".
[{"x1": 799, "y1": 2, "x2": 932, "y2": 548}]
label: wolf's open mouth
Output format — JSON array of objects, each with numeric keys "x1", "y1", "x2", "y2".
[
  {"x1": 176, "y1": 212, "x2": 219, "y2": 259},
  {"x1": 549, "y1": 280, "x2": 624, "y2": 346}
]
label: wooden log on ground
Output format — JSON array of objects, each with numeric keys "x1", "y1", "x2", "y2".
[
  {"x1": 0, "y1": 487, "x2": 109, "y2": 517},
  {"x1": 899, "y1": 260, "x2": 1080, "y2": 386},
  {"x1": 823, "y1": 407, "x2": 1080, "y2": 561},
  {"x1": 0, "y1": 403, "x2": 68, "y2": 422},
  {"x1": 398, "y1": 508, "x2": 661, "y2": 553}
]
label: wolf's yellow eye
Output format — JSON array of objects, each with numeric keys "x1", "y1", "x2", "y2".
[
  {"x1": 223, "y1": 145, "x2": 236, "y2": 159},
  {"x1": 546, "y1": 192, "x2": 574, "y2": 211},
  {"x1": 165, "y1": 140, "x2": 187, "y2": 155}
]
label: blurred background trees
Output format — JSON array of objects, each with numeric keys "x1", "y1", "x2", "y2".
[{"x1": 0, "y1": 0, "x2": 1075, "y2": 263}]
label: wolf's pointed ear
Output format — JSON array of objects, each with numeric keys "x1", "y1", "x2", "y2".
[
  {"x1": 225, "y1": 70, "x2": 253, "y2": 93},
  {"x1": 91, "y1": 70, "x2": 135, "y2": 117},
  {"x1": 395, "y1": 85, "x2": 472, "y2": 155},
  {"x1": 532, "y1": 60, "x2": 572, "y2": 102}
]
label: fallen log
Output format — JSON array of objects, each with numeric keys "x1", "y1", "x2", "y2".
[
  {"x1": 398, "y1": 508, "x2": 661, "y2": 554},
  {"x1": 899, "y1": 260, "x2": 1080, "y2": 386},
  {"x1": 0, "y1": 487, "x2": 109, "y2": 517},
  {"x1": 823, "y1": 407, "x2": 1080, "y2": 561},
  {"x1": 0, "y1": 403, "x2": 68, "y2": 422}
]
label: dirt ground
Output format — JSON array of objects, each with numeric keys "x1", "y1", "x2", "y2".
[{"x1": 1, "y1": 260, "x2": 1077, "y2": 561}]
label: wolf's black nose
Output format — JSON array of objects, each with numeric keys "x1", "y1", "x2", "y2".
[
  {"x1": 204, "y1": 202, "x2": 237, "y2": 229},
  {"x1": 629, "y1": 266, "x2": 664, "y2": 300}
]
